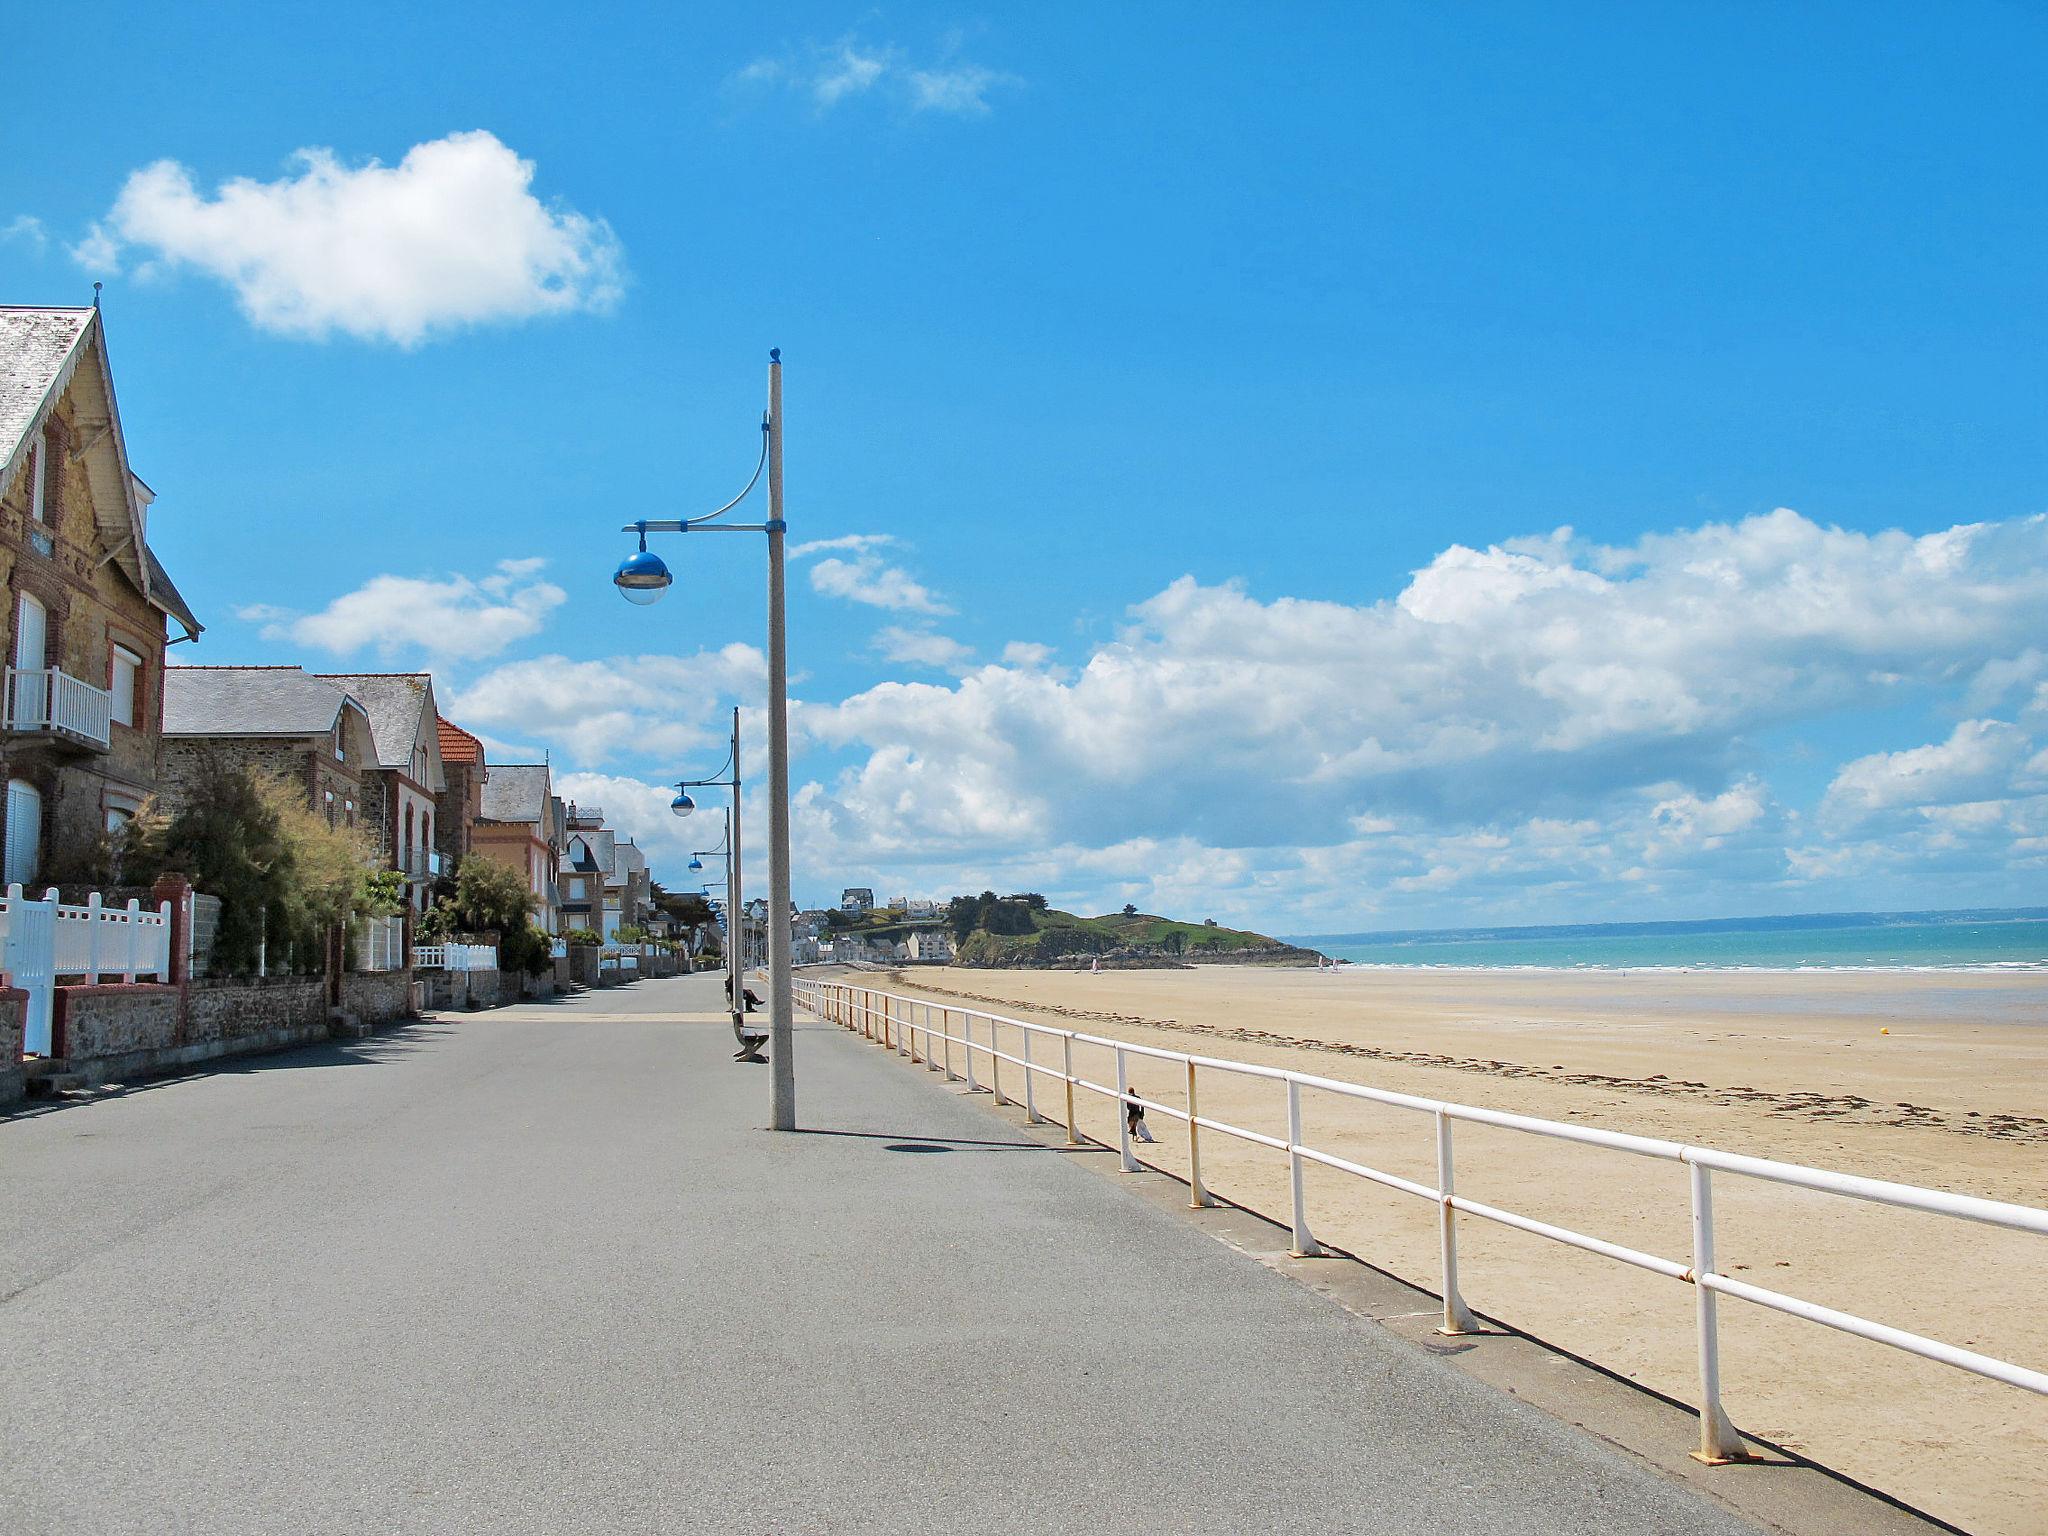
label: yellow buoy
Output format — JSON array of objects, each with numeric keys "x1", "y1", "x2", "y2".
[{"x1": 1880, "y1": 1027, "x2": 1890, "y2": 1035}]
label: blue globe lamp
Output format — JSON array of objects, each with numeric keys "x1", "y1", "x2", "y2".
[
  {"x1": 671, "y1": 789, "x2": 696, "y2": 817},
  {"x1": 614, "y1": 531, "x2": 672, "y2": 606}
]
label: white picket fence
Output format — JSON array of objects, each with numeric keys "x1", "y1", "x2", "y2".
[
  {"x1": 356, "y1": 915, "x2": 406, "y2": 972},
  {"x1": 1, "y1": 884, "x2": 173, "y2": 1056},
  {"x1": 413, "y1": 942, "x2": 496, "y2": 972}
]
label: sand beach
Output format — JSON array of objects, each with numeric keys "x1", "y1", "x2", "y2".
[{"x1": 872, "y1": 964, "x2": 2048, "y2": 1535}]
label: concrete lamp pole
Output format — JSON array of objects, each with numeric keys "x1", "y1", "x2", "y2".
[{"x1": 615, "y1": 351, "x2": 797, "y2": 1131}]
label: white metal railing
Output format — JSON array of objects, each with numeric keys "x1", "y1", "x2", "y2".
[
  {"x1": 797, "y1": 978, "x2": 2048, "y2": 1465},
  {"x1": 42, "y1": 887, "x2": 172, "y2": 982},
  {"x1": 3, "y1": 667, "x2": 113, "y2": 748},
  {"x1": 355, "y1": 914, "x2": 405, "y2": 972},
  {"x1": 412, "y1": 941, "x2": 496, "y2": 972}
]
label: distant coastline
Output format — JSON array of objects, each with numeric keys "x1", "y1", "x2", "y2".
[{"x1": 1283, "y1": 907, "x2": 2048, "y2": 972}]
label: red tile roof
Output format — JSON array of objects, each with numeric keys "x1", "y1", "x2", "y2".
[{"x1": 437, "y1": 715, "x2": 485, "y2": 765}]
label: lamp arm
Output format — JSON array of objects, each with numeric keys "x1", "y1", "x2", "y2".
[{"x1": 686, "y1": 419, "x2": 770, "y2": 528}]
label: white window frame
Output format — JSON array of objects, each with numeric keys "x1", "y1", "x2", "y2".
[{"x1": 110, "y1": 644, "x2": 142, "y2": 728}]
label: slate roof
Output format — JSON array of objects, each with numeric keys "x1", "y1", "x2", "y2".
[
  {"x1": 163, "y1": 667, "x2": 358, "y2": 737},
  {"x1": 314, "y1": 673, "x2": 430, "y2": 770},
  {"x1": 0, "y1": 308, "x2": 93, "y2": 499},
  {"x1": 2, "y1": 307, "x2": 202, "y2": 640},
  {"x1": 480, "y1": 763, "x2": 550, "y2": 825},
  {"x1": 437, "y1": 716, "x2": 484, "y2": 765}
]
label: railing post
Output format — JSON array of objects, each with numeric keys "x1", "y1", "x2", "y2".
[
  {"x1": 960, "y1": 1009, "x2": 977, "y2": 1092},
  {"x1": 1187, "y1": 1059, "x2": 1210, "y2": 1208},
  {"x1": 1434, "y1": 1110, "x2": 1480, "y2": 1333},
  {"x1": 1287, "y1": 1079, "x2": 1323, "y2": 1257},
  {"x1": 1021, "y1": 1026, "x2": 1041, "y2": 1123},
  {"x1": 1062, "y1": 1035, "x2": 1078, "y2": 1145},
  {"x1": 84, "y1": 891, "x2": 103, "y2": 984},
  {"x1": 989, "y1": 1015, "x2": 1007, "y2": 1106},
  {"x1": 122, "y1": 898, "x2": 142, "y2": 982},
  {"x1": 940, "y1": 1004, "x2": 955, "y2": 1080},
  {"x1": 924, "y1": 1002, "x2": 940, "y2": 1072},
  {"x1": 907, "y1": 998, "x2": 921, "y2": 1064},
  {"x1": 1689, "y1": 1162, "x2": 1746, "y2": 1463},
  {"x1": 896, "y1": 995, "x2": 909, "y2": 1058},
  {"x1": 1115, "y1": 1046, "x2": 1138, "y2": 1172}
]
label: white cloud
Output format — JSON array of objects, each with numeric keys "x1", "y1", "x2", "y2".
[
  {"x1": 781, "y1": 510, "x2": 2048, "y2": 923},
  {"x1": 245, "y1": 558, "x2": 565, "y2": 660},
  {"x1": 2, "y1": 215, "x2": 46, "y2": 253},
  {"x1": 906, "y1": 66, "x2": 1009, "y2": 116},
  {"x1": 733, "y1": 36, "x2": 1015, "y2": 116},
  {"x1": 1821, "y1": 719, "x2": 2043, "y2": 831},
  {"x1": 789, "y1": 532, "x2": 895, "y2": 558},
  {"x1": 450, "y1": 646, "x2": 765, "y2": 769},
  {"x1": 809, "y1": 552, "x2": 951, "y2": 614},
  {"x1": 1001, "y1": 641, "x2": 1054, "y2": 668},
  {"x1": 76, "y1": 131, "x2": 622, "y2": 345},
  {"x1": 876, "y1": 625, "x2": 973, "y2": 672}
]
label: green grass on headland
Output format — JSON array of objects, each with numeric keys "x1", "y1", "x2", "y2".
[{"x1": 953, "y1": 903, "x2": 1320, "y2": 967}]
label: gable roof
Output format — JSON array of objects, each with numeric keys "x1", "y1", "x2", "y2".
[
  {"x1": 163, "y1": 666, "x2": 364, "y2": 737},
  {"x1": 313, "y1": 673, "x2": 434, "y2": 772},
  {"x1": 480, "y1": 762, "x2": 550, "y2": 825},
  {"x1": 437, "y1": 715, "x2": 484, "y2": 765},
  {"x1": 0, "y1": 306, "x2": 200, "y2": 640}
]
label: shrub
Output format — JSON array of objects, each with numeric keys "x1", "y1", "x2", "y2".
[
  {"x1": 449, "y1": 855, "x2": 534, "y2": 935},
  {"x1": 498, "y1": 924, "x2": 555, "y2": 977},
  {"x1": 564, "y1": 927, "x2": 603, "y2": 946}
]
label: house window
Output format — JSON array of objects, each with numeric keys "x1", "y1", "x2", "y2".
[
  {"x1": 334, "y1": 727, "x2": 345, "y2": 763},
  {"x1": 344, "y1": 797, "x2": 356, "y2": 827},
  {"x1": 110, "y1": 645, "x2": 142, "y2": 728},
  {"x1": 27, "y1": 438, "x2": 45, "y2": 524},
  {"x1": 325, "y1": 789, "x2": 337, "y2": 827}
]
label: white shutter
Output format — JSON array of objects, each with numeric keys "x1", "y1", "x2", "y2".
[{"x1": 5, "y1": 780, "x2": 42, "y2": 886}]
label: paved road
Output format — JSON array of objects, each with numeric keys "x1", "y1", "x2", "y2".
[{"x1": 0, "y1": 976, "x2": 1760, "y2": 1535}]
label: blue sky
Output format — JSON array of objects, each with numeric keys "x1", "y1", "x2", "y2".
[{"x1": 5, "y1": 2, "x2": 2046, "y2": 929}]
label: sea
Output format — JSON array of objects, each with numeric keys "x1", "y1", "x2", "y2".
[{"x1": 1285, "y1": 908, "x2": 2048, "y2": 972}]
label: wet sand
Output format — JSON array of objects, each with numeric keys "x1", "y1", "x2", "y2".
[{"x1": 871, "y1": 965, "x2": 2048, "y2": 1536}]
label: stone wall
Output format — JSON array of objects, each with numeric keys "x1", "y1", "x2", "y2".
[
  {"x1": 341, "y1": 968, "x2": 414, "y2": 1027},
  {"x1": 54, "y1": 984, "x2": 181, "y2": 1060},
  {"x1": 0, "y1": 989, "x2": 25, "y2": 1106},
  {"x1": 568, "y1": 944, "x2": 600, "y2": 987},
  {"x1": 185, "y1": 975, "x2": 327, "y2": 1044}
]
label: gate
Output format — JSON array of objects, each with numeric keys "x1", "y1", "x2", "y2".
[{"x1": 3, "y1": 885, "x2": 56, "y2": 1055}]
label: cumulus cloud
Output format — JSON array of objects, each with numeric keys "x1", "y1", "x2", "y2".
[
  {"x1": 876, "y1": 625, "x2": 973, "y2": 672},
  {"x1": 808, "y1": 552, "x2": 951, "y2": 614},
  {"x1": 782, "y1": 510, "x2": 2048, "y2": 921},
  {"x1": 1820, "y1": 719, "x2": 2045, "y2": 832},
  {"x1": 243, "y1": 558, "x2": 565, "y2": 661},
  {"x1": 450, "y1": 646, "x2": 765, "y2": 769},
  {"x1": 76, "y1": 131, "x2": 622, "y2": 345},
  {"x1": 733, "y1": 36, "x2": 1016, "y2": 116}
]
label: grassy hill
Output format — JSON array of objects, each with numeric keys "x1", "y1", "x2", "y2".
[{"x1": 952, "y1": 905, "x2": 1319, "y2": 968}]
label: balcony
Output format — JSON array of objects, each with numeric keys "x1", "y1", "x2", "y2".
[{"x1": 3, "y1": 668, "x2": 112, "y2": 751}]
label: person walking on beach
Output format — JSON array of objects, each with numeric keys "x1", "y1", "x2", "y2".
[{"x1": 1127, "y1": 1090, "x2": 1157, "y2": 1144}]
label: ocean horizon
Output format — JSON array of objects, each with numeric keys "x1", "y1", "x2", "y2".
[{"x1": 1284, "y1": 907, "x2": 2048, "y2": 972}]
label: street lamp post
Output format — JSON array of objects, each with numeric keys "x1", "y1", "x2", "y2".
[
  {"x1": 615, "y1": 351, "x2": 796, "y2": 1130},
  {"x1": 687, "y1": 800, "x2": 737, "y2": 1011}
]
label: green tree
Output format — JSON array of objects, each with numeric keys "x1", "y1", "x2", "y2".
[
  {"x1": 124, "y1": 755, "x2": 378, "y2": 975},
  {"x1": 1121, "y1": 903, "x2": 1138, "y2": 917},
  {"x1": 447, "y1": 855, "x2": 535, "y2": 936}
]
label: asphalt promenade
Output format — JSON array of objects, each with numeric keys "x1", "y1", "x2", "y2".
[{"x1": 0, "y1": 974, "x2": 1763, "y2": 1534}]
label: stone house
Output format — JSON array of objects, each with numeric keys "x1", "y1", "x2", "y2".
[
  {"x1": 471, "y1": 761, "x2": 563, "y2": 935},
  {"x1": 434, "y1": 716, "x2": 485, "y2": 871},
  {"x1": 0, "y1": 306, "x2": 202, "y2": 886},
  {"x1": 312, "y1": 674, "x2": 445, "y2": 916},
  {"x1": 161, "y1": 667, "x2": 378, "y2": 828},
  {"x1": 840, "y1": 887, "x2": 875, "y2": 912},
  {"x1": 559, "y1": 803, "x2": 614, "y2": 938},
  {"x1": 611, "y1": 839, "x2": 650, "y2": 934}
]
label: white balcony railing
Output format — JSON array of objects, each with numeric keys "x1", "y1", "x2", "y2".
[{"x1": 3, "y1": 668, "x2": 112, "y2": 749}]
